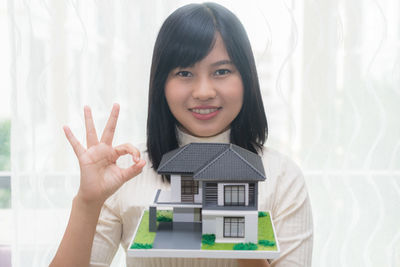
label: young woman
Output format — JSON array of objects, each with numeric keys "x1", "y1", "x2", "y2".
[{"x1": 51, "y1": 3, "x2": 313, "y2": 267}]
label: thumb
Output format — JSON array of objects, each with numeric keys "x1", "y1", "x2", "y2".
[{"x1": 120, "y1": 159, "x2": 146, "y2": 182}]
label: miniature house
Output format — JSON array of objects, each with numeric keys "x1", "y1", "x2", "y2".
[{"x1": 149, "y1": 143, "x2": 266, "y2": 243}]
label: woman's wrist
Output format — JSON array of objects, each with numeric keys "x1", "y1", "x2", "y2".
[{"x1": 74, "y1": 194, "x2": 104, "y2": 216}]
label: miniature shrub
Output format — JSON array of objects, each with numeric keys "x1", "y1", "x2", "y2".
[
  {"x1": 258, "y1": 211, "x2": 268, "y2": 217},
  {"x1": 233, "y1": 242, "x2": 258, "y2": 250},
  {"x1": 202, "y1": 234, "x2": 216, "y2": 245},
  {"x1": 157, "y1": 215, "x2": 172, "y2": 222},
  {"x1": 258, "y1": 239, "x2": 276, "y2": 247},
  {"x1": 130, "y1": 243, "x2": 153, "y2": 249}
]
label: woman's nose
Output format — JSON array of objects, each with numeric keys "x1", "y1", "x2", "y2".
[{"x1": 191, "y1": 77, "x2": 217, "y2": 100}]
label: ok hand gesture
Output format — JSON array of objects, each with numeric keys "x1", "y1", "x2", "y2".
[{"x1": 63, "y1": 104, "x2": 146, "y2": 206}]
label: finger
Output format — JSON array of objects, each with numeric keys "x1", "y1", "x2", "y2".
[
  {"x1": 120, "y1": 159, "x2": 146, "y2": 182},
  {"x1": 100, "y1": 103, "x2": 120, "y2": 145},
  {"x1": 114, "y1": 143, "x2": 141, "y2": 162},
  {"x1": 84, "y1": 106, "x2": 99, "y2": 148},
  {"x1": 63, "y1": 126, "x2": 86, "y2": 157}
]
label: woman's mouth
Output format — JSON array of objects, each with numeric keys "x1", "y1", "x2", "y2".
[{"x1": 189, "y1": 107, "x2": 222, "y2": 120}]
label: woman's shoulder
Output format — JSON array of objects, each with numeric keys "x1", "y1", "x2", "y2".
[
  {"x1": 258, "y1": 146, "x2": 309, "y2": 213},
  {"x1": 261, "y1": 146, "x2": 302, "y2": 172},
  {"x1": 259, "y1": 146, "x2": 305, "y2": 188}
]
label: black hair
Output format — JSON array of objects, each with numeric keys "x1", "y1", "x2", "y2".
[{"x1": 146, "y1": 2, "x2": 268, "y2": 181}]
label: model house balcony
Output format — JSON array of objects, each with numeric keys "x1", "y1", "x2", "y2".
[
  {"x1": 152, "y1": 188, "x2": 202, "y2": 208},
  {"x1": 151, "y1": 174, "x2": 203, "y2": 208}
]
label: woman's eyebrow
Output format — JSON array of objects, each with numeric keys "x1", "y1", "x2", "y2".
[{"x1": 210, "y1": 60, "x2": 233, "y2": 67}]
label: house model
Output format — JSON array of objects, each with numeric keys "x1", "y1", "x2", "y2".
[{"x1": 148, "y1": 142, "x2": 266, "y2": 244}]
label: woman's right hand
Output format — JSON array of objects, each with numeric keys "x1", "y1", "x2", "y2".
[{"x1": 63, "y1": 103, "x2": 146, "y2": 207}]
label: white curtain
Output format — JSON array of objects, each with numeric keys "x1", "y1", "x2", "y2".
[{"x1": 8, "y1": 0, "x2": 400, "y2": 266}]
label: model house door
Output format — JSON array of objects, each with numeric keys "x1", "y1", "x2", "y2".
[{"x1": 181, "y1": 176, "x2": 198, "y2": 202}]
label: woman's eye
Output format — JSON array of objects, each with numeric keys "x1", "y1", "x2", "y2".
[
  {"x1": 176, "y1": 71, "x2": 192, "y2": 77},
  {"x1": 215, "y1": 69, "x2": 231, "y2": 76}
]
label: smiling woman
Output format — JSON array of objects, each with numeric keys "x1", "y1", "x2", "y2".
[{"x1": 50, "y1": 2, "x2": 312, "y2": 267}]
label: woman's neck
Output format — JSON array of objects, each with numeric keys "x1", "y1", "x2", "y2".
[{"x1": 177, "y1": 126, "x2": 231, "y2": 146}]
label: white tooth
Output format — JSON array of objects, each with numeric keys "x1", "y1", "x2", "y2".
[{"x1": 192, "y1": 108, "x2": 218, "y2": 114}]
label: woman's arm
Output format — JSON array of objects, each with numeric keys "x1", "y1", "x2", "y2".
[
  {"x1": 50, "y1": 196, "x2": 103, "y2": 267},
  {"x1": 50, "y1": 104, "x2": 145, "y2": 267}
]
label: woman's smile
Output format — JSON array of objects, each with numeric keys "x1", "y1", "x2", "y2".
[{"x1": 189, "y1": 106, "x2": 222, "y2": 120}]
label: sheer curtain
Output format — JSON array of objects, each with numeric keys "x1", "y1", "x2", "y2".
[{"x1": 8, "y1": 0, "x2": 400, "y2": 266}]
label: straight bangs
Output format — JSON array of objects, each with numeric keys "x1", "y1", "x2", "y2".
[{"x1": 156, "y1": 4, "x2": 217, "y2": 72}]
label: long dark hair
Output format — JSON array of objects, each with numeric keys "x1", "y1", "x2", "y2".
[{"x1": 147, "y1": 2, "x2": 268, "y2": 181}]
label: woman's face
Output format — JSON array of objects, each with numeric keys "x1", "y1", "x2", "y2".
[{"x1": 165, "y1": 33, "x2": 244, "y2": 137}]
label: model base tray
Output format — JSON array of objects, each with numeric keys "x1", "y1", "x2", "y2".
[{"x1": 128, "y1": 209, "x2": 280, "y2": 259}]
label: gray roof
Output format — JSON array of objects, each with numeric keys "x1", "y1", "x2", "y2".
[{"x1": 157, "y1": 143, "x2": 266, "y2": 181}]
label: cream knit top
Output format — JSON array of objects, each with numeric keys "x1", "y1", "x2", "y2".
[{"x1": 90, "y1": 129, "x2": 313, "y2": 267}]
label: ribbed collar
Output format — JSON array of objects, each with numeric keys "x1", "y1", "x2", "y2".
[{"x1": 177, "y1": 127, "x2": 231, "y2": 146}]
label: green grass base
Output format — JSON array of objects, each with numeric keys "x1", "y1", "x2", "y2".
[
  {"x1": 131, "y1": 210, "x2": 277, "y2": 252},
  {"x1": 131, "y1": 210, "x2": 173, "y2": 249},
  {"x1": 257, "y1": 212, "x2": 277, "y2": 251}
]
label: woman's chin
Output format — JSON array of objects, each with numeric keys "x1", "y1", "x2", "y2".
[{"x1": 179, "y1": 125, "x2": 229, "y2": 138}]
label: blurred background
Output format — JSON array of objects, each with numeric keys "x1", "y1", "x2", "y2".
[{"x1": 1, "y1": 0, "x2": 399, "y2": 266}]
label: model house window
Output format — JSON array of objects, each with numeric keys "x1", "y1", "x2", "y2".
[
  {"x1": 181, "y1": 176, "x2": 199, "y2": 194},
  {"x1": 224, "y1": 217, "x2": 245, "y2": 238},
  {"x1": 224, "y1": 185, "x2": 245, "y2": 206}
]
